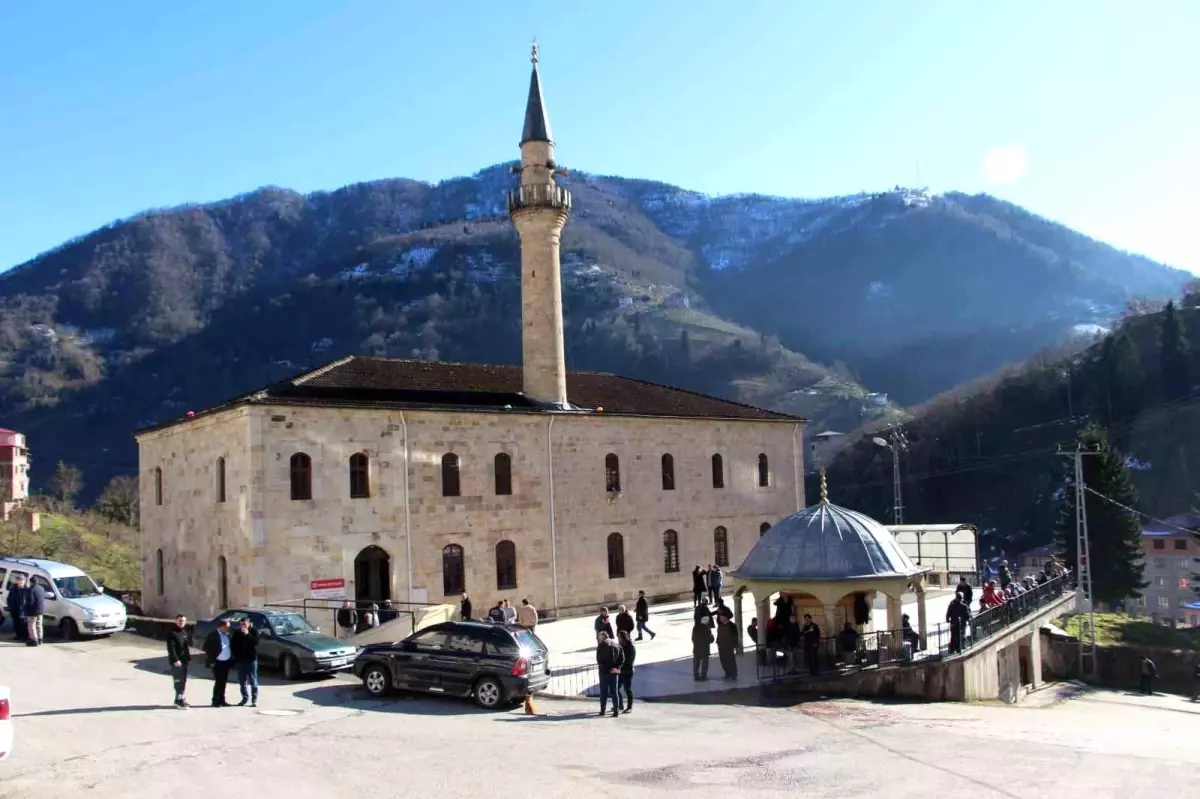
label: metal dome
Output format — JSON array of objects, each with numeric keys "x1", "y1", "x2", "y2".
[{"x1": 737, "y1": 476, "x2": 922, "y2": 583}]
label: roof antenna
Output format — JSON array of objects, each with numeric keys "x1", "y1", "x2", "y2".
[{"x1": 819, "y1": 467, "x2": 829, "y2": 503}]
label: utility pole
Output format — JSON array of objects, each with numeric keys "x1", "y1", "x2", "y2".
[
  {"x1": 1060, "y1": 445, "x2": 1098, "y2": 677},
  {"x1": 873, "y1": 426, "x2": 908, "y2": 525}
]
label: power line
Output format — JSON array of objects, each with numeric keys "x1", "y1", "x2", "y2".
[{"x1": 1083, "y1": 485, "x2": 1200, "y2": 536}]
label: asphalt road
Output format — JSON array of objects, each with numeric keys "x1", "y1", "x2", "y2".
[{"x1": 1, "y1": 631, "x2": 1196, "y2": 798}]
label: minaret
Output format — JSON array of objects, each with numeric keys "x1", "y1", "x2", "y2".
[{"x1": 508, "y1": 43, "x2": 572, "y2": 407}]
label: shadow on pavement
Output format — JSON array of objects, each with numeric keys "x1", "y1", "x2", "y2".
[
  {"x1": 128, "y1": 655, "x2": 331, "y2": 688},
  {"x1": 292, "y1": 682, "x2": 505, "y2": 717},
  {"x1": 496, "y1": 710, "x2": 598, "y2": 722},
  {"x1": 15, "y1": 703, "x2": 168, "y2": 717}
]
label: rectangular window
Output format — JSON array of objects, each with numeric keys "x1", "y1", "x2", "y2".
[
  {"x1": 1156, "y1": 576, "x2": 1166, "y2": 587},
  {"x1": 1152, "y1": 539, "x2": 1165, "y2": 550},
  {"x1": 1174, "y1": 539, "x2": 1188, "y2": 550},
  {"x1": 1178, "y1": 558, "x2": 1191, "y2": 569},
  {"x1": 1157, "y1": 596, "x2": 1169, "y2": 608},
  {"x1": 1154, "y1": 558, "x2": 1166, "y2": 568}
]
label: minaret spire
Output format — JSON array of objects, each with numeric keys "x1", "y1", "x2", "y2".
[{"x1": 521, "y1": 39, "x2": 553, "y2": 145}]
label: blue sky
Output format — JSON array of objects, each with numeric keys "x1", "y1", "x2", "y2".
[{"x1": 2, "y1": 2, "x2": 1198, "y2": 274}]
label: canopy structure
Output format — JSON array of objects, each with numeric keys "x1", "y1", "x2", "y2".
[{"x1": 729, "y1": 470, "x2": 932, "y2": 651}]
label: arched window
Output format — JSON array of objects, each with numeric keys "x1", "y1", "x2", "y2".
[
  {"x1": 711, "y1": 454, "x2": 724, "y2": 489},
  {"x1": 661, "y1": 454, "x2": 675, "y2": 491},
  {"x1": 155, "y1": 548, "x2": 164, "y2": 596},
  {"x1": 217, "y1": 555, "x2": 229, "y2": 610},
  {"x1": 290, "y1": 453, "x2": 312, "y2": 501},
  {"x1": 663, "y1": 529, "x2": 680, "y2": 573},
  {"x1": 605, "y1": 454, "x2": 621, "y2": 493},
  {"x1": 349, "y1": 452, "x2": 370, "y2": 498},
  {"x1": 714, "y1": 526, "x2": 729, "y2": 567},
  {"x1": 607, "y1": 532, "x2": 625, "y2": 579},
  {"x1": 494, "y1": 453, "x2": 512, "y2": 496},
  {"x1": 442, "y1": 453, "x2": 461, "y2": 497},
  {"x1": 216, "y1": 457, "x2": 226, "y2": 503},
  {"x1": 757, "y1": 453, "x2": 770, "y2": 488},
  {"x1": 760, "y1": 522, "x2": 771, "y2": 537},
  {"x1": 495, "y1": 539, "x2": 517, "y2": 590},
  {"x1": 442, "y1": 544, "x2": 465, "y2": 595},
  {"x1": 154, "y1": 467, "x2": 163, "y2": 506}
]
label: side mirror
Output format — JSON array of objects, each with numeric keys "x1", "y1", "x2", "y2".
[
  {"x1": 400, "y1": 640, "x2": 417, "y2": 652},
  {"x1": 45, "y1": 592, "x2": 57, "y2": 600}
]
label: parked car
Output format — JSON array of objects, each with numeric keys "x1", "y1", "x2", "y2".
[
  {"x1": 353, "y1": 620, "x2": 550, "y2": 709},
  {"x1": 190, "y1": 608, "x2": 356, "y2": 680},
  {"x1": 0, "y1": 557, "x2": 127, "y2": 640},
  {"x1": 0, "y1": 685, "x2": 11, "y2": 761}
]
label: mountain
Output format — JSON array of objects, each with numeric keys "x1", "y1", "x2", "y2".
[{"x1": 0, "y1": 165, "x2": 1189, "y2": 500}]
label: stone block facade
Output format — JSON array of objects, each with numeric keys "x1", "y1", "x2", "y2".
[{"x1": 138, "y1": 405, "x2": 805, "y2": 620}]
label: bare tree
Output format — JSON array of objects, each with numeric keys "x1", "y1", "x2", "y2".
[
  {"x1": 46, "y1": 461, "x2": 84, "y2": 510},
  {"x1": 96, "y1": 475, "x2": 139, "y2": 528}
]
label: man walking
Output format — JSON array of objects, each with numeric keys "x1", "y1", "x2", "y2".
[
  {"x1": 203, "y1": 619, "x2": 235, "y2": 707},
  {"x1": 25, "y1": 576, "x2": 46, "y2": 646},
  {"x1": 634, "y1": 590, "x2": 656, "y2": 641},
  {"x1": 691, "y1": 614, "x2": 714, "y2": 680},
  {"x1": 716, "y1": 615, "x2": 738, "y2": 680},
  {"x1": 5, "y1": 574, "x2": 28, "y2": 643},
  {"x1": 595, "y1": 631, "x2": 624, "y2": 718},
  {"x1": 166, "y1": 614, "x2": 192, "y2": 708},
  {"x1": 232, "y1": 617, "x2": 260, "y2": 707},
  {"x1": 517, "y1": 597, "x2": 538, "y2": 630}
]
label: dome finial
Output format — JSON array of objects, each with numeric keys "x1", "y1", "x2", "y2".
[
  {"x1": 531, "y1": 38, "x2": 539, "y2": 66},
  {"x1": 819, "y1": 467, "x2": 829, "y2": 503}
]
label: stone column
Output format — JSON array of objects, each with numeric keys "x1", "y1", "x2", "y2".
[
  {"x1": 886, "y1": 594, "x2": 904, "y2": 658},
  {"x1": 822, "y1": 604, "x2": 839, "y2": 641},
  {"x1": 757, "y1": 596, "x2": 770, "y2": 651},
  {"x1": 733, "y1": 589, "x2": 745, "y2": 654},
  {"x1": 916, "y1": 586, "x2": 928, "y2": 651},
  {"x1": 1029, "y1": 629, "x2": 1043, "y2": 689}
]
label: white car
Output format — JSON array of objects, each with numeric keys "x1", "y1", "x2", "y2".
[
  {"x1": 0, "y1": 685, "x2": 11, "y2": 761},
  {"x1": 0, "y1": 557, "x2": 128, "y2": 640}
]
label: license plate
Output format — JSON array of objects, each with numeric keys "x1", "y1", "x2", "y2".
[{"x1": 330, "y1": 658, "x2": 350, "y2": 668}]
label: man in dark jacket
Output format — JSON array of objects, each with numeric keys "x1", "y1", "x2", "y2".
[
  {"x1": 203, "y1": 619, "x2": 235, "y2": 707},
  {"x1": 614, "y1": 604, "x2": 635, "y2": 639},
  {"x1": 691, "y1": 567, "x2": 706, "y2": 607},
  {"x1": 165, "y1": 614, "x2": 192, "y2": 709},
  {"x1": 956, "y1": 577, "x2": 974, "y2": 607},
  {"x1": 634, "y1": 590, "x2": 656, "y2": 641},
  {"x1": 692, "y1": 615, "x2": 714, "y2": 680},
  {"x1": 1139, "y1": 655, "x2": 1157, "y2": 695},
  {"x1": 25, "y1": 577, "x2": 46, "y2": 646},
  {"x1": 460, "y1": 593, "x2": 472, "y2": 620},
  {"x1": 5, "y1": 573, "x2": 29, "y2": 642},
  {"x1": 946, "y1": 592, "x2": 971, "y2": 654},
  {"x1": 594, "y1": 606, "x2": 614, "y2": 639},
  {"x1": 231, "y1": 617, "x2": 260, "y2": 707},
  {"x1": 595, "y1": 631, "x2": 624, "y2": 718},
  {"x1": 617, "y1": 629, "x2": 636, "y2": 713},
  {"x1": 800, "y1": 614, "x2": 822, "y2": 675},
  {"x1": 716, "y1": 616, "x2": 738, "y2": 680},
  {"x1": 335, "y1": 601, "x2": 358, "y2": 637}
]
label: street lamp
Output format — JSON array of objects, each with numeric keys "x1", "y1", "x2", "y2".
[{"x1": 874, "y1": 427, "x2": 907, "y2": 525}]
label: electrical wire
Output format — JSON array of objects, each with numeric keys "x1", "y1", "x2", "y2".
[{"x1": 1083, "y1": 485, "x2": 1199, "y2": 536}]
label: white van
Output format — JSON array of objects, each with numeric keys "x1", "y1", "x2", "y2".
[{"x1": 0, "y1": 558, "x2": 127, "y2": 640}]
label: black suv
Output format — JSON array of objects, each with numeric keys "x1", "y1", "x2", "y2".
[{"x1": 353, "y1": 621, "x2": 551, "y2": 709}]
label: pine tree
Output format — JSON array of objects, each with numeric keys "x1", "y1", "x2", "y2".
[
  {"x1": 1160, "y1": 300, "x2": 1191, "y2": 401},
  {"x1": 1096, "y1": 332, "x2": 1142, "y2": 425},
  {"x1": 1054, "y1": 424, "x2": 1146, "y2": 607}
]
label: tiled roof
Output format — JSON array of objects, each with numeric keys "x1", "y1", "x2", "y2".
[{"x1": 137, "y1": 356, "x2": 803, "y2": 434}]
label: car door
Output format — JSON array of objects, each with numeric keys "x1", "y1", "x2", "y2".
[
  {"x1": 440, "y1": 629, "x2": 490, "y2": 696},
  {"x1": 390, "y1": 627, "x2": 451, "y2": 692},
  {"x1": 29, "y1": 575, "x2": 58, "y2": 627}
]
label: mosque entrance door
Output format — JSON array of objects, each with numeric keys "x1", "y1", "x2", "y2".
[{"x1": 353, "y1": 545, "x2": 392, "y2": 604}]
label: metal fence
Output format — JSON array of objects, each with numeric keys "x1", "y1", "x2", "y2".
[
  {"x1": 548, "y1": 662, "x2": 603, "y2": 697},
  {"x1": 264, "y1": 598, "x2": 426, "y2": 639}
]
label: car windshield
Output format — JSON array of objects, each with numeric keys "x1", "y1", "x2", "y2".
[
  {"x1": 53, "y1": 574, "x2": 102, "y2": 599},
  {"x1": 270, "y1": 614, "x2": 315, "y2": 636}
]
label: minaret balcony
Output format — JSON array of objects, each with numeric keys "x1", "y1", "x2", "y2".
[{"x1": 507, "y1": 184, "x2": 572, "y2": 214}]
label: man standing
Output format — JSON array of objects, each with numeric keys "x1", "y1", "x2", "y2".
[
  {"x1": 502, "y1": 599, "x2": 518, "y2": 625},
  {"x1": 335, "y1": 601, "x2": 357, "y2": 638},
  {"x1": 691, "y1": 614, "x2": 714, "y2": 681},
  {"x1": 946, "y1": 592, "x2": 970, "y2": 654},
  {"x1": 634, "y1": 590, "x2": 656, "y2": 641},
  {"x1": 5, "y1": 574, "x2": 28, "y2": 643},
  {"x1": 614, "y1": 604, "x2": 635, "y2": 641},
  {"x1": 166, "y1": 614, "x2": 192, "y2": 709},
  {"x1": 203, "y1": 619, "x2": 235, "y2": 707},
  {"x1": 708, "y1": 565, "x2": 723, "y2": 604},
  {"x1": 1139, "y1": 654, "x2": 1157, "y2": 695},
  {"x1": 460, "y1": 593, "x2": 473, "y2": 621},
  {"x1": 595, "y1": 631, "x2": 624, "y2": 718},
  {"x1": 716, "y1": 615, "x2": 738, "y2": 680},
  {"x1": 691, "y1": 567, "x2": 706, "y2": 608},
  {"x1": 517, "y1": 598, "x2": 538, "y2": 630},
  {"x1": 956, "y1": 576, "x2": 974, "y2": 608},
  {"x1": 25, "y1": 577, "x2": 46, "y2": 646},
  {"x1": 231, "y1": 617, "x2": 260, "y2": 707},
  {"x1": 800, "y1": 613, "x2": 821, "y2": 675},
  {"x1": 594, "y1": 606, "x2": 614, "y2": 639}
]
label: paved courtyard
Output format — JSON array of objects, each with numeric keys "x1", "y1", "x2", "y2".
[{"x1": 1, "y1": 629, "x2": 1197, "y2": 798}]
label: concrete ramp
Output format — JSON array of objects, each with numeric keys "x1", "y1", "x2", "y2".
[{"x1": 349, "y1": 603, "x2": 456, "y2": 647}]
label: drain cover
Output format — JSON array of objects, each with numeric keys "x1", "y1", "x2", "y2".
[{"x1": 258, "y1": 709, "x2": 302, "y2": 717}]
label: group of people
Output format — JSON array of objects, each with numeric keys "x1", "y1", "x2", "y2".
[
  {"x1": 689, "y1": 590, "x2": 739, "y2": 681},
  {"x1": 164, "y1": 613, "x2": 261, "y2": 709},
  {"x1": 591, "y1": 592, "x2": 658, "y2": 715},
  {"x1": 691, "y1": 565, "x2": 724, "y2": 607},
  {"x1": 3, "y1": 572, "x2": 46, "y2": 646},
  {"x1": 944, "y1": 564, "x2": 1069, "y2": 653},
  {"x1": 335, "y1": 600, "x2": 401, "y2": 636},
  {"x1": 481, "y1": 597, "x2": 540, "y2": 629}
]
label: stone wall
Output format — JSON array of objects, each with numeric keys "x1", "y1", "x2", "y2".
[
  {"x1": 138, "y1": 404, "x2": 804, "y2": 620},
  {"x1": 1044, "y1": 637, "x2": 1200, "y2": 695}
]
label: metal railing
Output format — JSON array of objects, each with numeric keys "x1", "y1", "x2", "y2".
[
  {"x1": 264, "y1": 598, "x2": 428, "y2": 640},
  {"x1": 548, "y1": 662, "x2": 603, "y2": 697},
  {"x1": 756, "y1": 573, "x2": 1071, "y2": 684},
  {"x1": 506, "y1": 183, "x2": 572, "y2": 213}
]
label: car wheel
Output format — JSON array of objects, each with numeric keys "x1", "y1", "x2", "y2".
[
  {"x1": 362, "y1": 665, "x2": 391, "y2": 697},
  {"x1": 59, "y1": 618, "x2": 78, "y2": 641},
  {"x1": 281, "y1": 653, "x2": 301, "y2": 680},
  {"x1": 473, "y1": 675, "x2": 504, "y2": 710}
]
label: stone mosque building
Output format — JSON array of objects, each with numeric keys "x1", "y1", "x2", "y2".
[{"x1": 136, "y1": 47, "x2": 807, "y2": 620}]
